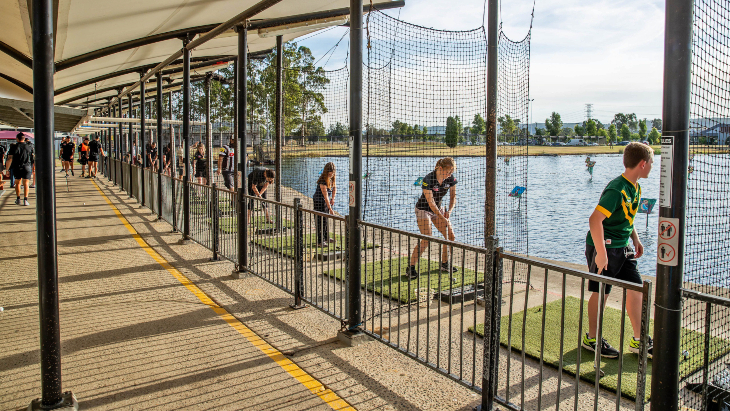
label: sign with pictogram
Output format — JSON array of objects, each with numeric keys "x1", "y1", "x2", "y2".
[
  {"x1": 660, "y1": 136, "x2": 673, "y2": 207},
  {"x1": 657, "y1": 216, "x2": 680, "y2": 266}
]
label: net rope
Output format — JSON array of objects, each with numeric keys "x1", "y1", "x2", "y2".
[{"x1": 680, "y1": 0, "x2": 730, "y2": 407}]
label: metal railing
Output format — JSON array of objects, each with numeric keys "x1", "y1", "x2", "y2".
[
  {"x1": 679, "y1": 289, "x2": 730, "y2": 411},
  {"x1": 485, "y1": 252, "x2": 652, "y2": 411},
  {"x1": 98, "y1": 162, "x2": 656, "y2": 411}
]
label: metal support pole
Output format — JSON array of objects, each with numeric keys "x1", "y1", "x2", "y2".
[
  {"x1": 205, "y1": 74, "x2": 213, "y2": 183},
  {"x1": 140, "y1": 74, "x2": 146, "y2": 206},
  {"x1": 346, "y1": 0, "x2": 363, "y2": 333},
  {"x1": 128, "y1": 94, "x2": 133, "y2": 198},
  {"x1": 291, "y1": 198, "x2": 305, "y2": 309},
  {"x1": 170, "y1": 89, "x2": 178, "y2": 232},
  {"x1": 484, "y1": 0, "x2": 498, "y2": 241},
  {"x1": 479, "y1": 237, "x2": 501, "y2": 411},
  {"x1": 212, "y1": 183, "x2": 220, "y2": 260},
  {"x1": 233, "y1": 60, "x2": 238, "y2": 189},
  {"x1": 236, "y1": 25, "x2": 249, "y2": 273},
  {"x1": 30, "y1": 0, "x2": 77, "y2": 409},
  {"x1": 157, "y1": 72, "x2": 164, "y2": 220},
  {"x1": 650, "y1": 0, "x2": 693, "y2": 408},
  {"x1": 182, "y1": 37, "x2": 192, "y2": 241},
  {"x1": 275, "y1": 35, "x2": 283, "y2": 231}
]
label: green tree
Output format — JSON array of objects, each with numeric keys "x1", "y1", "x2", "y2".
[
  {"x1": 561, "y1": 127, "x2": 575, "y2": 137},
  {"x1": 648, "y1": 127, "x2": 661, "y2": 144},
  {"x1": 620, "y1": 124, "x2": 631, "y2": 141},
  {"x1": 608, "y1": 124, "x2": 617, "y2": 145},
  {"x1": 545, "y1": 112, "x2": 563, "y2": 136},
  {"x1": 574, "y1": 124, "x2": 585, "y2": 136},
  {"x1": 585, "y1": 119, "x2": 597, "y2": 136},
  {"x1": 639, "y1": 119, "x2": 647, "y2": 140},
  {"x1": 498, "y1": 115, "x2": 517, "y2": 140},
  {"x1": 445, "y1": 116, "x2": 459, "y2": 148},
  {"x1": 472, "y1": 114, "x2": 486, "y2": 140},
  {"x1": 535, "y1": 128, "x2": 546, "y2": 136},
  {"x1": 651, "y1": 118, "x2": 662, "y2": 130},
  {"x1": 328, "y1": 122, "x2": 349, "y2": 137}
]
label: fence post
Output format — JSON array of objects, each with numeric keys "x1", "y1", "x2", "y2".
[
  {"x1": 211, "y1": 184, "x2": 220, "y2": 261},
  {"x1": 652, "y1": 0, "x2": 693, "y2": 408},
  {"x1": 478, "y1": 237, "x2": 501, "y2": 411},
  {"x1": 635, "y1": 280, "x2": 653, "y2": 411},
  {"x1": 171, "y1": 177, "x2": 178, "y2": 232},
  {"x1": 291, "y1": 198, "x2": 306, "y2": 309}
]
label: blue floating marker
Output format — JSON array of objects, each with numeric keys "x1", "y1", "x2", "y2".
[
  {"x1": 638, "y1": 198, "x2": 657, "y2": 214},
  {"x1": 414, "y1": 177, "x2": 424, "y2": 186},
  {"x1": 363, "y1": 172, "x2": 371, "y2": 179},
  {"x1": 509, "y1": 186, "x2": 527, "y2": 198}
]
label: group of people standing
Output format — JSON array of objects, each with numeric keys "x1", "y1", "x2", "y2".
[{"x1": 59, "y1": 135, "x2": 104, "y2": 178}]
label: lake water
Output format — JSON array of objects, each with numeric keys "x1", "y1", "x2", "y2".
[{"x1": 280, "y1": 153, "x2": 728, "y2": 281}]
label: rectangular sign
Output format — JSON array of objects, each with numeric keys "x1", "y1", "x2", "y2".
[
  {"x1": 348, "y1": 180, "x2": 355, "y2": 207},
  {"x1": 657, "y1": 216, "x2": 680, "y2": 266},
  {"x1": 349, "y1": 136, "x2": 354, "y2": 174},
  {"x1": 638, "y1": 198, "x2": 657, "y2": 214},
  {"x1": 659, "y1": 136, "x2": 673, "y2": 207},
  {"x1": 237, "y1": 171, "x2": 242, "y2": 189}
]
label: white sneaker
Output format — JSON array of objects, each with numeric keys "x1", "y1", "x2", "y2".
[{"x1": 23, "y1": 199, "x2": 29, "y2": 206}]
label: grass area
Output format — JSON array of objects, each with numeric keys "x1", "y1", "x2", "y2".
[
  {"x1": 253, "y1": 233, "x2": 377, "y2": 259},
  {"x1": 469, "y1": 296, "x2": 730, "y2": 401},
  {"x1": 278, "y1": 142, "x2": 669, "y2": 158},
  {"x1": 212, "y1": 216, "x2": 293, "y2": 234},
  {"x1": 323, "y1": 256, "x2": 484, "y2": 304}
]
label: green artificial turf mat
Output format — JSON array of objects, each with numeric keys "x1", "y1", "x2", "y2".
[
  {"x1": 211, "y1": 216, "x2": 293, "y2": 234},
  {"x1": 253, "y1": 233, "x2": 376, "y2": 259},
  {"x1": 469, "y1": 296, "x2": 730, "y2": 401},
  {"x1": 323, "y1": 256, "x2": 484, "y2": 304}
]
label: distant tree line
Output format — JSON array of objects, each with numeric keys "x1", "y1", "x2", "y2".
[{"x1": 533, "y1": 112, "x2": 662, "y2": 144}]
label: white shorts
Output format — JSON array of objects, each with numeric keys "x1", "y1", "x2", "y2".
[{"x1": 415, "y1": 206, "x2": 446, "y2": 222}]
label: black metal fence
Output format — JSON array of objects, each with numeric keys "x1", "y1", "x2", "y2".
[{"x1": 102, "y1": 158, "x2": 654, "y2": 410}]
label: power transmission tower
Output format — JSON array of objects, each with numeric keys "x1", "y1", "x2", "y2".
[{"x1": 585, "y1": 103, "x2": 593, "y2": 121}]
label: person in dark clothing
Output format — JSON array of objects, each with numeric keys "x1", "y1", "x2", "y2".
[
  {"x1": 78, "y1": 138, "x2": 89, "y2": 177},
  {"x1": 59, "y1": 136, "x2": 75, "y2": 176},
  {"x1": 193, "y1": 143, "x2": 207, "y2": 185},
  {"x1": 313, "y1": 162, "x2": 337, "y2": 247},
  {"x1": 217, "y1": 137, "x2": 236, "y2": 191},
  {"x1": 24, "y1": 137, "x2": 35, "y2": 187},
  {"x1": 406, "y1": 157, "x2": 459, "y2": 280},
  {"x1": 162, "y1": 143, "x2": 172, "y2": 175},
  {"x1": 247, "y1": 167, "x2": 275, "y2": 224},
  {"x1": 87, "y1": 135, "x2": 104, "y2": 178},
  {"x1": 147, "y1": 142, "x2": 158, "y2": 170},
  {"x1": 5, "y1": 133, "x2": 34, "y2": 205},
  {"x1": 0, "y1": 143, "x2": 6, "y2": 189}
]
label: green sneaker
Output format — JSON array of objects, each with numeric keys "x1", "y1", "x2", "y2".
[
  {"x1": 582, "y1": 333, "x2": 620, "y2": 359},
  {"x1": 629, "y1": 336, "x2": 653, "y2": 359}
]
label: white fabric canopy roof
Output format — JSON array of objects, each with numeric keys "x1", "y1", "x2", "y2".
[{"x1": 0, "y1": 0, "x2": 358, "y2": 105}]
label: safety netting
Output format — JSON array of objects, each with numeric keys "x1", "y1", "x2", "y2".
[
  {"x1": 680, "y1": 0, "x2": 730, "y2": 408},
  {"x1": 356, "y1": 9, "x2": 530, "y2": 254}
]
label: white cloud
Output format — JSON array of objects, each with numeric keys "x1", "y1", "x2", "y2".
[{"x1": 298, "y1": 0, "x2": 666, "y2": 125}]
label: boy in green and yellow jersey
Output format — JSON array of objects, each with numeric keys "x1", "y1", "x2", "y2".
[{"x1": 583, "y1": 142, "x2": 654, "y2": 360}]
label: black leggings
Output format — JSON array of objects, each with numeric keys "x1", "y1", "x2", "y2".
[{"x1": 315, "y1": 208, "x2": 330, "y2": 244}]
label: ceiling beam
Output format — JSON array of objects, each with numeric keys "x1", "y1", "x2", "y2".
[
  {"x1": 0, "y1": 72, "x2": 33, "y2": 94},
  {"x1": 0, "y1": 40, "x2": 33, "y2": 68}
]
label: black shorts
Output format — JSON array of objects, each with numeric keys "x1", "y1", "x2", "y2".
[
  {"x1": 12, "y1": 165, "x2": 33, "y2": 180},
  {"x1": 195, "y1": 168, "x2": 207, "y2": 178},
  {"x1": 62, "y1": 155, "x2": 73, "y2": 162},
  {"x1": 222, "y1": 171, "x2": 235, "y2": 190},
  {"x1": 247, "y1": 189, "x2": 267, "y2": 210},
  {"x1": 78, "y1": 157, "x2": 87, "y2": 165},
  {"x1": 88, "y1": 155, "x2": 99, "y2": 162},
  {"x1": 585, "y1": 245, "x2": 642, "y2": 294}
]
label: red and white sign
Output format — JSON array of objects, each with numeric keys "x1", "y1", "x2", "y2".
[{"x1": 657, "y1": 217, "x2": 680, "y2": 266}]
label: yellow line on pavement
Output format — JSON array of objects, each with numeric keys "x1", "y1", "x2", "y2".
[{"x1": 90, "y1": 178, "x2": 354, "y2": 411}]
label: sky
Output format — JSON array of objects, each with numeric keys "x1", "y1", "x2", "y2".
[{"x1": 295, "y1": 0, "x2": 666, "y2": 127}]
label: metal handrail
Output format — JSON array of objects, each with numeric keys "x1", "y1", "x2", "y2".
[
  {"x1": 682, "y1": 288, "x2": 730, "y2": 308},
  {"x1": 358, "y1": 219, "x2": 491, "y2": 254},
  {"x1": 500, "y1": 251, "x2": 648, "y2": 292}
]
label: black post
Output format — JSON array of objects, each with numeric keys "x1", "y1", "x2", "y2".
[
  {"x1": 140, "y1": 74, "x2": 146, "y2": 206},
  {"x1": 205, "y1": 74, "x2": 213, "y2": 183},
  {"x1": 275, "y1": 35, "x2": 283, "y2": 230},
  {"x1": 157, "y1": 72, "x2": 164, "y2": 220},
  {"x1": 170, "y1": 89, "x2": 178, "y2": 232},
  {"x1": 128, "y1": 94, "x2": 133, "y2": 198},
  {"x1": 484, "y1": 0, "x2": 498, "y2": 241},
  {"x1": 212, "y1": 183, "x2": 220, "y2": 260},
  {"x1": 236, "y1": 24, "x2": 248, "y2": 274},
  {"x1": 182, "y1": 37, "x2": 191, "y2": 241},
  {"x1": 233, "y1": 60, "x2": 238, "y2": 190},
  {"x1": 650, "y1": 0, "x2": 693, "y2": 408},
  {"x1": 346, "y1": 0, "x2": 363, "y2": 333},
  {"x1": 479, "y1": 238, "x2": 501, "y2": 411},
  {"x1": 30, "y1": 0, "x2": 76, "y2": 409},
  {"x1": 291, "y1": 198, "x2": 305, "y2": 309}
]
